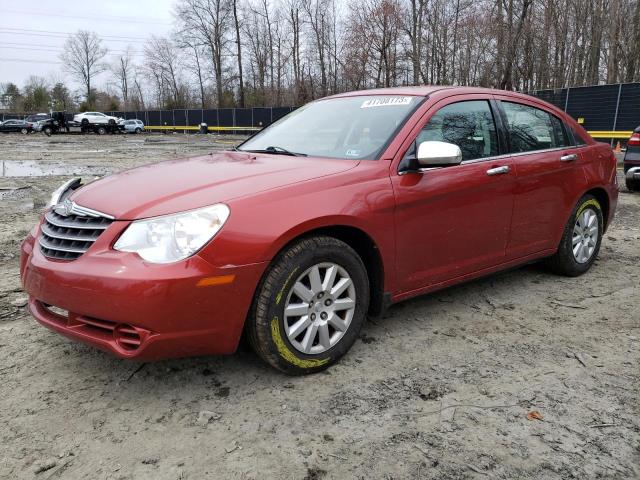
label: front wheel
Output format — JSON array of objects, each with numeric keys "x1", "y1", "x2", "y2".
[
  {"x1": 135, "y1": 128, "x2": 142, "y2": 134},
  {"x1": 246, "y1": 236, "x2": 369, "y2": 375},
  {"x1": 20, "y1": 128, "x2": 28, "y2": 134},
  {"x1": 545, "y1": 194, "x2": 604, "y2": 276},
  {"x1": 43, "y1": 126, "x2": 52, "y2": 136},
  {"x1": 97, "y1": 126, "x2": 107, "y2": 135}
]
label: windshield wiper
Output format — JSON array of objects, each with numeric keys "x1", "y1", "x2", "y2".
[{"x1": 242, "y1": 146, "x2": 308, "y2": 157}]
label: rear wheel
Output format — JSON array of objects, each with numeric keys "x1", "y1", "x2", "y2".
[
  {"x1": 626, "y1": 177, "x2": 640, "y2": 192},
  {"x1": 97, "y1": 126, "x2": 107, "y2": 135},
  {"x1": 246, "y1": 236, "x2": 369, "y2": 375},
  {"x1": 20, "y1": 128, "x2": 28, "y2": 134},
  {"x1": 43, "y1": 126, "x2": 52, "y2": 136},
  {"x1": 545, "y1": 194, "x2": 603, "y2": 276}
]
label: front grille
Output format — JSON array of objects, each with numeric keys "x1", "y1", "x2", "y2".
[{"x1": 39, "y1": 210, "x2": 113, "y2": 260}]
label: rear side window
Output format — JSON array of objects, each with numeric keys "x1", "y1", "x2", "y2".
[
  {"x1": 502, "y1": 102, "x2": 569, "y2": 152},
  {"x1": 416, "y1": 100, "x2": 499, "y2": 161}
]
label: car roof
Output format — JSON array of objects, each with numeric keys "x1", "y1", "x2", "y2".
[{"x1": 326, "y1": 85, "x2": 544, "y2": 103}]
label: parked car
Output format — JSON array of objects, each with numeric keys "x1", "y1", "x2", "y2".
[
  {"x1": 20, "y1": 87, "x2": 618, "y2": 374},
  {"x1": 0, "y1": 119, "x2": 33, "y2": 134},
  {"x1": 623, "y1": 126, "x2": 640, "y2": 191},
  {"x1": 24, "y1": 113, "x2": 50, "y2": 124},
  {"x1": 73, "y1": 111, "x2": 123, "y2": 125},
  {"x1": 120, "y1": 119, "x2": 145, "y2": 134}
]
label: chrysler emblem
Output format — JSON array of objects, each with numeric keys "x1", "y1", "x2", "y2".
[{"x1": 54, "y1": 198, "x2": 74, "y2": 217}]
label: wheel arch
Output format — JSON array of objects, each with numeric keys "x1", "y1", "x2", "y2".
[
  {"x1": 583, "y1": 187, "x2": 610, "y2": 229},
  {"x1": 266, "y1": 223, "x2": 387, "y2": 318}
]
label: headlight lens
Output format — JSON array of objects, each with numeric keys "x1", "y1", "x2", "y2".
[{"x1": 113, "y1": 204, "x2": 230, "y2": 264}]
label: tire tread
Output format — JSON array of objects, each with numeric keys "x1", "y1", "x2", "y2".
[{"x1": 246, "y1": 235, "x2": 368, "y2": 374}]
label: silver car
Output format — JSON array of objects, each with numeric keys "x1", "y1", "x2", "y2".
[{"x1": 121, "y1": 119, "x2": 145, "y2": 134}]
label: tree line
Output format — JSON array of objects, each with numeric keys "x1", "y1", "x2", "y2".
[{"x1": 2, "y1": 0, "x2": 640, "y2": 112}]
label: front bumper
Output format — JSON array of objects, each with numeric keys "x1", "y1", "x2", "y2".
[{"x1": 20, "y1": 229, "x2": 267, "y2": 360}]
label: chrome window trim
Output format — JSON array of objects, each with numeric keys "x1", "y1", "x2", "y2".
[
  {"x1": 399, "y1": 145, "x2": 581, "y2": 174},
  {"x1": 461, "y1": 146, "x2": 575, "y2": 165}
]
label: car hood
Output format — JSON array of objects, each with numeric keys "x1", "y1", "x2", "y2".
[{"x1": 71, "y1": 151, "x2": 359, "y2": 219}]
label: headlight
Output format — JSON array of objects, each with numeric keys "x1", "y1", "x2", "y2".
[
  {"x1": 113, "y1": 204, "x2": 230, "y2": 264},
  {"x1": 46, "y1": 177, "x2": 82, "y2": 208}
]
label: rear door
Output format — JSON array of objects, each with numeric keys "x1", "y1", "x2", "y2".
[
  {"x1": 392, "y1": 97, "x2": 515, "y2": 293},
  {"x1": 494, "y1": 97, "x2": 587, "y2": 259}
]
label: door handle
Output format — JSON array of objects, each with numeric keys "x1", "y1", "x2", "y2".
[
  {"x1": 560, "y1": 153, "x2": 578, "y2": 162},
  {"x1": 486, "y1": 166, "x2": 510, "y2": 176}
]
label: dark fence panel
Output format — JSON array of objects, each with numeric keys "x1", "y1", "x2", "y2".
[
  {"x1": 202, "y1": 109, "x2": 218, "y2": 126},
  {"x1": 187, "y1": 109, "x2": 203, "y2": 125},
  {"x1": 530, "y1": 89, "x2": 567, "y2": 110},
  {"x1": 218, "y1": 108, "x2": 234, "y2": 127},
  {"x1": 173, "y1": 109, "x2": 188, "y2": 128},
  {"x1": 530, "y1": 82, "x2": 640, "y2": 135},
  {"x1": 617, "y1": 83, "x2": 640, "y2": 131},
  {"x1": 565, "y1": 84, "x2": 619, "y2": 131},
  {"x1": 159, "y1": 110, "x2": 174, "y2": 126},
  {"x1": 137, "y1": 111, "x2": 148, "y2": 123},
  {"x1": 273, "y1": 107, "x2": 294, "y2": 122},
  {"x1": 147, "y1": 110, "x2": 160, "y2": 125},
  {"x1": 253, "y1": 107, "x2": 271, "y2": 127},
  {"x1": 235, "y1": 108, "x2": 252, "y2": 127},
  {"x1": 6, "y1": 91, "x2": 632, "y2": 134}
]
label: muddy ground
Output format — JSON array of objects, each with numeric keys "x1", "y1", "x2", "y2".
[{"x1": 0, "y1": 133, "x2": 638, "y2": 479}]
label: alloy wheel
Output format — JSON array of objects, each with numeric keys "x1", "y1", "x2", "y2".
[
  {"x1": 572, "y1": 209, "x2": 598, "y2": 263},
  {"x1": 284, "y1": 262, "x2": 356, "y2": 355}
]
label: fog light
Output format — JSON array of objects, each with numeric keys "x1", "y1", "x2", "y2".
[{"x1": 114, "y1": 324, "x2": 142, "y2": 351}]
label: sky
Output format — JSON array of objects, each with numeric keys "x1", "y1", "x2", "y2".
[{"x1": 0, "y1": 0, "x2": 175, "y2": 91}]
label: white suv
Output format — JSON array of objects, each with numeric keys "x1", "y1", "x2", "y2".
[{"x1": 73, "y1": 112, "x2": 123, "y2": 125}]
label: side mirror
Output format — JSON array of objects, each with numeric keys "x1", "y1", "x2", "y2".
[{"x1": 416, "y1": 141, "x2": 462, "y2": 167}]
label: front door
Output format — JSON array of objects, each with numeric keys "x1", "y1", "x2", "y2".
[{"x1": 392, "y1": 98, "x2": 515, "y2": 294}]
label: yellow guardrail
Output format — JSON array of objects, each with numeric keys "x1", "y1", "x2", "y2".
[
  {"x1": 587, "y1": 131, "x2": 633, "y2": 139},
  {"x1": 146, "y1": 125, "x2": 261, "y2": 132}
]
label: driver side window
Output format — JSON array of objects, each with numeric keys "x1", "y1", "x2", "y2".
[{"x1": 415, "y1": 100, "x2": 499, "y2": 162}]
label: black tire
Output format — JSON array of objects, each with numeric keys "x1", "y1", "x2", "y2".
[
  {"x1": 626, "y1": 178, "x2": 640, "y2": 192},
  {"x1": 108, "y1": 119, "x2": 116, "y2": 125},
  {"x1": 545, "y1": 194, "x2": 604, "y2": 276},
  {"x1": 246, "y1": 236, "x2": 370, "y2": 375},
  {"x1": 135, "y1": 128, "x2": 142, "y2": 134},
  {"x1": 43, "y1": 126, "x2": 52, "y2": 136},
  {"x1": 81, "y1": 118, "x2": 89, "y2": 126},
  {"x1": 97, "y1": 126, "x2": 107, "y2": 135},
  {"x1": 20, "y1": 128, "x2": 28, "y2": 134}
]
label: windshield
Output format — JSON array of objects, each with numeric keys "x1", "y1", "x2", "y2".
[{"x1": 238, "y1": 95, "x2": 423, "y2": 160}]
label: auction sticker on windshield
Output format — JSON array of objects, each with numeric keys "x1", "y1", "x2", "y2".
[{"x1": 361, "y1": 97, "x2": 413, "y2": 108}]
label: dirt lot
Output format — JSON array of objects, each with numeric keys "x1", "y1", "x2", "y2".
[{"x1": 1, "y1": 133, "x2": 638, "y2": 479}]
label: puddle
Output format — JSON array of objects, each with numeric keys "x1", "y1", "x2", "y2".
[{"x1": 1, "y1": 160, "x2": 110, "y2": 177}]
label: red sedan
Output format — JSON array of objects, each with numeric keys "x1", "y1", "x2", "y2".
[{"x1": 20, "y1": 87, "x2": 618, "y2": 374}]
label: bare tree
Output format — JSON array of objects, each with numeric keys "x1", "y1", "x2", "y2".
[
  {"x1": 46, "y1": 0, "x2": 640, "y2": 110},
  {"x1": 60, "y1": 30, "x2": 108, "y2": 107},
  {"x1": 143, "y1": 36, "x2": 186, "y2": 108},
  {"x1": 232, "y1": 0, "x2": 246, "y2": 107},
  {"x1": 111, "y1": 47, "x2": 135, "y2": 109},
  {"x1": 175, "y1": 0, "x2": 231, "y2": 106}
]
